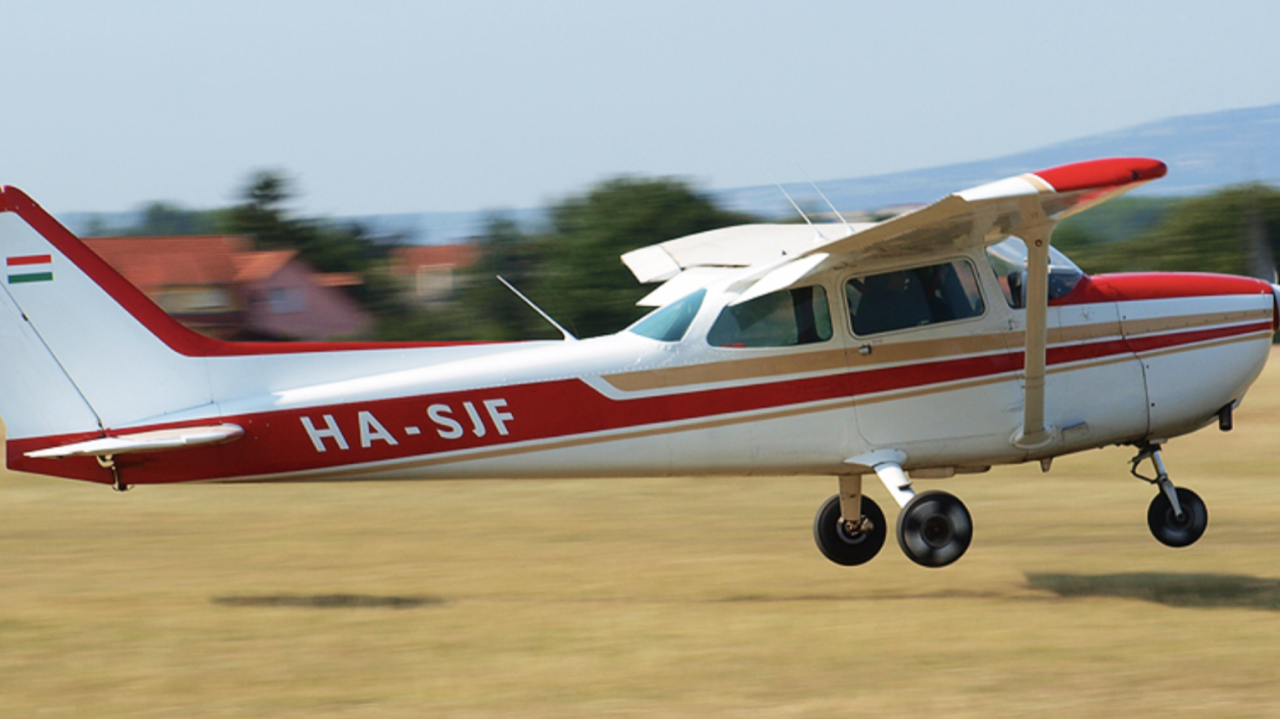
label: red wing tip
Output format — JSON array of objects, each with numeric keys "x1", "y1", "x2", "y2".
[{"x1": 1031, "y1": 158, "x2": 1167, "y2": 193}]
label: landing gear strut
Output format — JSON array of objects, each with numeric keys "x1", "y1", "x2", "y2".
[
  {"x1": 813, "y1": 475, "x2": 886, "y2": 566},
  {"x1": 1130, "y1": 443, "x2": 1207, "y2": 547}
]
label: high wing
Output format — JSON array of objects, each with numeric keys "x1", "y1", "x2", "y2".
[
  {"x1": 622, "y1": 157, "x2": 1169, "y2": 449},
  {"x1": 623, "y1": 157, "x2": 1167, "y2": 299}
]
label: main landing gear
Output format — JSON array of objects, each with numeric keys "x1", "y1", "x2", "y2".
[
  {"x1": 1130, "y1": 443, "x2": 1208, "y2": 548},
  {"x1": 814, "y1": 463, "x2": 972, "y2": 568},
  {"x1": 815, "y1": 443, "x2": 1208, "y2": 567}
]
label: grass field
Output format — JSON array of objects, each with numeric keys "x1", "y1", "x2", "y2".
[{"x1": 3, "y1": 354, "x2": 1280, "y2": 717}]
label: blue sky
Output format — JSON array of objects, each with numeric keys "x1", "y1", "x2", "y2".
[{"x1": 4, "y1": 0, "x2": 1279, "y2": 216}]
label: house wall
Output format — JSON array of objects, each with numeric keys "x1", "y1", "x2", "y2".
[{"x1": 245, "y1": 261, "x2": 373, "y2": 341}]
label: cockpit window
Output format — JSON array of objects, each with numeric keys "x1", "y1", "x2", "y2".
[
  {"x1": 707, "y1": 285, "x2": 832, "y2": 348},
  {"x1": 628, "y1": 289, "x2": 706, "y2": 342},
  {"x1": 985, "y1": 237, "x2": 1085, "y2": 308},
  {"x1": 846, "y1": 260, "x2": 985, "y2": 336}
]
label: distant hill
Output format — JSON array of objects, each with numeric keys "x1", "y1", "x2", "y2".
[
  {"x1": 64, "y1": 103, "x2": 1280, "y2": 243},
  {"x1": 716, "y1": 103, "x2": 1280, "y2": 219}
]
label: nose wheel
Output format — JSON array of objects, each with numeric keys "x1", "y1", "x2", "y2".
[
  {"x1": 1131, "y1": 443, "x2": 1208, "y2": 547},
  {"x1": 896, "y1": 491, "x2": 972, "y2": 567},
  {"x1": 1147, "y1": 486, "x2": 1207, "y2": 547}
]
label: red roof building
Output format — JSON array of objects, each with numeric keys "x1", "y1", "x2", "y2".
[
  {"x1": 84, "y1": 236, "x2": 374, "y2": 341},
  {"x1": 390, "y1": 244, "x2": 481, "y2": 303}
]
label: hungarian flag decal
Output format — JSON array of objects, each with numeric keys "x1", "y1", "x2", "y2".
[{"x1": 7, "y1": 255, "x2": 53, "y2": 284}]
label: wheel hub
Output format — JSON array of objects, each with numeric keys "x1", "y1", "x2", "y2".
[
  {"x1": 1165, "y1": 507, "x2": 1192, "y2": 530},
  {"x1": 839, "y1": 516, "x2": 874, "y2": 544},
  {"x1": 921, "y1": 514, "x2": 954, "y2": 548}
]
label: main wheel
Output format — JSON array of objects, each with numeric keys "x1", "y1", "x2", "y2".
[
  {"x1": 896, "y1": 491, "x2": 972, "y2": 568},
  {"x1": 1148, "y1": 487, "x2": 1207, "y2": 547},
  {"x1": 813, "y1": 494, "x2": 886, "y2": 566}
]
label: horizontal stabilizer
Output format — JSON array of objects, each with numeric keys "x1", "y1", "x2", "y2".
[{"x1": 25, "y1": 423, "x2": 244, "y2": 459}]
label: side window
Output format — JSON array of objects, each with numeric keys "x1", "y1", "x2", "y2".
[
  {"x1": 846, "y1": 260, "x2": 984, "y2": 336},
  {"x1": 628, "y1": 289, "x2": 705, "y2": 342},
  {"x1": 708, "y1": 285, "x2": 832, "y2": 348},
  {"x1": 985, "y1": 237, "x2": 1086, "y2": 308}
]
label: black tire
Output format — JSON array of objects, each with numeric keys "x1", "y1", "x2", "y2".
[
  {"x1": 813, "y1": 494, "x2": 886, "y2": 566},
  {"x1": 1148, "y1": 487, "x2": 1207, "y2": 547},
  {"x1": 896, "y1": 491, "x2": 972, "y2": 568}
]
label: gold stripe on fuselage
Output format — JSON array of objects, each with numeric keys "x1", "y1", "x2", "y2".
[
  {"x1": 602, "y1": 309, "x2": 1270, "y2": 393},
  {"x1": 279, "y1": 328, "x2": 1273, "y2": 482}
]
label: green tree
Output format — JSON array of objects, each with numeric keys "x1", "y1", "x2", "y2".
[
  {"x1": 535, "y1": 177, "x2": 756, "y2": 338},
  {"x1": 1064, "y1": 184, "x2": 1280, "y2": 276},
  {"x1": 225, "y1": 170, "x2": 411, "y2": 318},
  {"x1": 460, "y1": 214, "x2": 558, "y2": 340}
]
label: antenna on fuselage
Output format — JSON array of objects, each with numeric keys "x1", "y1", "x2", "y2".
[
  {"x1": 796, "y1": 162, "x2": 853, "y2": 234},
  {"x1": 496, "y1": 275, "x2": 578, "y2": 342},
  {"x1": 767, "y1": 169, "x2": 824, "y2": 244}
]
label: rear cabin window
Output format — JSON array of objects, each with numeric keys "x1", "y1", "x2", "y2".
[
  {"x1": 846, "y1": 260, "x2": 984, "y2": 336},
  {"x1": 707, "y1": 285, "x2": 832, "y2": 348}
]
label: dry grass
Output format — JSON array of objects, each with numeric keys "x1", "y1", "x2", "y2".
[{"x1": 4, "y1": 353, "x2": 1280, "y2": 717}]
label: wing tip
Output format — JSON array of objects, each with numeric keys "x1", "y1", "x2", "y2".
[{"x1": 1030, "y1": 157, "x2": 1167, "y2": 194}]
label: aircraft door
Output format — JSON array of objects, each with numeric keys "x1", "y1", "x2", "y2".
[
  {"x1": 692, "y1": 282, "x2": 860, "y2": 472},
  {"x1": 844, "y1": 256, "x2": 1025, "y2": 467},
  {"x1": 987, "y1": 237, "x2": 1150, "y2": 449}
]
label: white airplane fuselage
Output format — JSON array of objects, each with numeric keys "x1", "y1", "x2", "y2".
[{"x1": 4, "y1": 239, "x2": 1272, "y2": 487}]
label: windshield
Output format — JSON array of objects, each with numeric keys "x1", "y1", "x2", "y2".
[
  {"x1": 627, "y1": 289, "x2": 706, "y2": 342},
  {"x1": 985, "y1": 237, "x2": 1085, "y2": 308}
]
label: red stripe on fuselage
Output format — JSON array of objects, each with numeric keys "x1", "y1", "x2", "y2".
[
  {"x1": 10, "y1": 319, "x2": 1270, "y2": 485},
  {"x1": 1053, "y1": 273, "x2": 1275, "y2": 307}
]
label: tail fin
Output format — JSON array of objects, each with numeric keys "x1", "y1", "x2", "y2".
[{"x1": 0, "y1": 186, "x2": 214, "y2": 441}]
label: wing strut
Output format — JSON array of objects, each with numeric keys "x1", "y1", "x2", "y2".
[{"x1": 1014, "y1": 199, "x2": 1055, "y2": 449}]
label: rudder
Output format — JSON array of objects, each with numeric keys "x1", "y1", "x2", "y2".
[{"x1": 0, "y1": 186, "x2": 214, "y2": 442}]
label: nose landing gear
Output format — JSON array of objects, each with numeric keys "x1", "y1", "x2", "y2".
[{"x1": 1130, "y1": 443, "x2": 1208, "y2": 547}]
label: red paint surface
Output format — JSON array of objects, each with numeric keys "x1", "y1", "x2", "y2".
[
  {"x1": 7, "y1": 254, "x2": 52, "y2": 266},
  {"x1": 1054, "y1": 273, "x2": 1274, "y2": 306},
  {"x1": 1032, "y1": 158, "x2": 1167, "y2": 193}
]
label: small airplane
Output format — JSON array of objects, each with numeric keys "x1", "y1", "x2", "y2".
[{"x1": 1, "y1": 157, "x2": 1275, "y2": 568}]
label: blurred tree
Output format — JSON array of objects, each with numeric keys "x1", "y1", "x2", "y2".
[
  {"x1": 460, "y1": 214, "x2": 558, "y2": 340},
  {"x1": 377, "y1": 214, "x2": 560, "y2": 342},
  {"x1": 134, "y1": 202, "x2": 222, "y2": 236},
  {"x1": 88, "y1": 202, "x2": 224, "y2": 237},
  {"x1": 535, "y1": 177, "x2": 756, "y2": 338},
  {"x1": 224, "y1": 170, "x2": 412, "y2": 318},
  {"x1": 1065, "y1": 184, "x2": 1280, "y2": 276}
]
